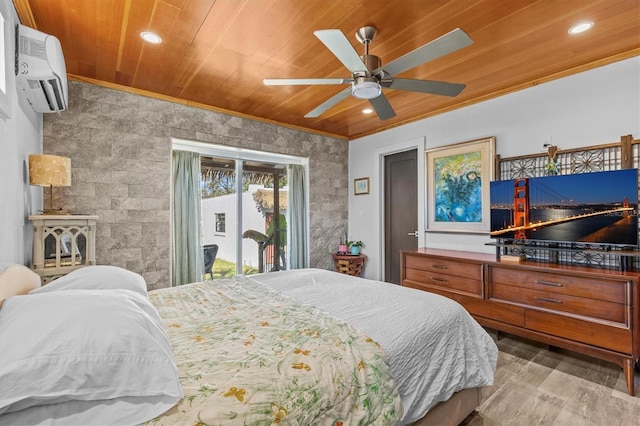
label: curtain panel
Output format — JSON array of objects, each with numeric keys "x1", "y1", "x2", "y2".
[
  {"x1": 288, "y1": 164, "x2": 308, "y2": 269},
  {"x1": 172, "y1": 150, "x2": 203, "y2": 286}
]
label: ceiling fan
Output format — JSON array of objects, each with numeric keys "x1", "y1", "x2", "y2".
[{"x1": 263, "y1": 26, "x2": 473, "y2": 120}]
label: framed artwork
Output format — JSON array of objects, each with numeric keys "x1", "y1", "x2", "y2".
[
  {"x1": 354, "y1": 177, "x2": 370, "y2": 195},
  {"x1": 425, "y1": 136, "x2": 495, "y2": 233}
]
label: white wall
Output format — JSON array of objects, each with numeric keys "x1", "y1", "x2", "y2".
[
  {"x1": 0, "y1": 2, "x2": 42, "y2": 271},
  {"x1": 350, "y1": 57, "x2": 640, "y2": 281}
]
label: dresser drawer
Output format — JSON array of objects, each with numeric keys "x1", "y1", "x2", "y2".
[
  {"x1": 491, "y1": 283, "x2": 626, "y2": 324},
  {"x1": 525, "y1": 309, "x2": 632, "y2": 354},
  {"x1": 405, "y1": 268, "x2": 482, "y2": 296},
  {"x1": 489, "y1": 266, "x2": 628, "y2": 304},
  {"x1": 405, "y1": 255, "x2": 483, "y2": 281},
  {"x1": 402, "y1": 283, "x2": 524, "y2": 327},
  {"x1": 463, "y1": 297, "x2": 525, "y2": 327}
]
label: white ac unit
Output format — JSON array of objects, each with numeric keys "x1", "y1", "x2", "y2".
[{"x1": 16, "y1": 25, "x2": 68, "y2": 113}]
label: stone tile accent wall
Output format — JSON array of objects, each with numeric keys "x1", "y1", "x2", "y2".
[{"x1": 43, "y1": 81, "x2": 348, "y2": 290}]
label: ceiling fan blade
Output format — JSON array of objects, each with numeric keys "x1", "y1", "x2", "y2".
[
  {"x1": 376, "y1": 28, "x2": 472, "y2": 77},
  {"x1": 264, "y1": 78, "x2": 351, "y2": 86},
  {"x1": 314, "y1": 29, "x2": 369, "y2": 73},
  {"x1": 386, "y1": 78, "x2": 466, "y2": 97},
  {"x1": 369, "y1": 93, "x2": 396, "y2": 120},
  {"x1": 304, "y1": 87, "x2": 352, "y2": 118}
]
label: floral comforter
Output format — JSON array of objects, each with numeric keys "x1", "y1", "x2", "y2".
[{"x1": 147, "y1": 276, "x2": 402, "y2": 425}]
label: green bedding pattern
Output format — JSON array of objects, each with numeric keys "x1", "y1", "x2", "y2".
[{"x1": 147, "y1": 275, "x2": 402, "y2": 425}]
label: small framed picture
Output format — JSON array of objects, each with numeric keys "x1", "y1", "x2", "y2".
[{"x1": 354, "y1": 177, "x2": 370, "y2": 195}]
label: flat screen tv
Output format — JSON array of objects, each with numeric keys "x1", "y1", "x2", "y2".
[{"x1": 490, "y1": 169, "x2": 639, "y2": 247}]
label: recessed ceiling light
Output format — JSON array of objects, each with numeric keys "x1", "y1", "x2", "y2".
[
  {"x1": 568, "y1": 21, "x2": 594, "y2": 35},
  {"x1": 362, "y1": 108, "x2": 374, "y2": 114},
  {"x1": 140, "y1": 31, "x2": 163, "y2": 44}
]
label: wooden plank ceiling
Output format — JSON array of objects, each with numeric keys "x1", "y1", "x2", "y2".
[{"x1": 13, "y1": 0, "x2": 640, "y2": 140}]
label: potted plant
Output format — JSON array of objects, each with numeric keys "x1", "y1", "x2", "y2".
[{"x1": 347, "y1": 240, "x2": 364, "y2": 255}]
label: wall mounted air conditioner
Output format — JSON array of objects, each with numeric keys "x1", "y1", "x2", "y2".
[{"x1": 16, "y1": 24, "x2": 68, "y2": 113}]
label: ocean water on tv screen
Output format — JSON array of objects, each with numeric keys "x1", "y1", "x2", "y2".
[{"x1": 489, "y1": 169, "x2": 639, "y2": 247}]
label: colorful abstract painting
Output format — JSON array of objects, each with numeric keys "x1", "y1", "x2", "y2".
[
  {"x1": 434, "y1": 151, "x2": 483, "y2": 222},
  {"x1": 426, "y1": 137, "x2": 495, "y2": 233}
]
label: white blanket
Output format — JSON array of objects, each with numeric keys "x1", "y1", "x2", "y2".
[{"x1": 253, "y1": 268, "x2": 498, "y2": 425}]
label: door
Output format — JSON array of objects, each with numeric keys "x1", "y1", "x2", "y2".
[
  {"x1": 200, "y1": 157, "x2": 288, "y2": 278},
  {"x1": 172, "y1": 141, "x2": 307, "y2": 282},
  {"x1": 384, "y1": 149, "x2": 418, "y2": 284}
]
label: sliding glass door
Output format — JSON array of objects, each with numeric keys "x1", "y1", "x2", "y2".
[
  {"x1": 172, "y1": 140, "x2": 308, "y2": 281},
  {"x1": 200, "y1": 156, "x2": 238, "y2": 278},
  {"x1": 240, "y1": 163, "x2": 287, "y2": 274},
  {"x1": 201, "y1": 157, "x2": 288, "y2": 277}
]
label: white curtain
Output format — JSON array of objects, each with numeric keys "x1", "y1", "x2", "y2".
[
  {"x1": 172, "y1": 150, "x2": 203, "y2": 286},
  {"x1": 288, "y1": 164, "x2": 308, "y2": 269}
]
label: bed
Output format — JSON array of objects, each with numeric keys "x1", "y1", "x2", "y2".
[{"x1": 0, "y1": 265, "x2": 497, "y2": 425}]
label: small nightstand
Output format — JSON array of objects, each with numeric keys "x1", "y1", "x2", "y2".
[
  {"x1": 332, "y1": 253, "x2": 366, "y2": 277},
  {"x1": 29, "y1": 215, "x2": 98, "y2": 284}
]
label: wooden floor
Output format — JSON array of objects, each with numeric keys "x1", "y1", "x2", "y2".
[{"x1": 465, "y1": 330, "x2": 640, "y2": 425}]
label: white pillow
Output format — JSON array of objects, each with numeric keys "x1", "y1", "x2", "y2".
[
  {"x1": 29, "y1": 265, "x2": 148, "y2": 297},
  {"x1": 0, "y1": 289, "x2": 182, "y2": 424}
]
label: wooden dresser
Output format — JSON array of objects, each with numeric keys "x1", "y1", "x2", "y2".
[{"x1": 401, "y1": 248, "x2": 640, "y2": 396}]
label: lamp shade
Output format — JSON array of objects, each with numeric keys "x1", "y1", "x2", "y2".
[{"x1": 28, "y1": 155, "x2": 71, "y2": 187}]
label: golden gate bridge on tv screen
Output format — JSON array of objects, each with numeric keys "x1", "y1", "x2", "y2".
[{"x1": 490, "y1": 177, "x2": 635, "y2": 240}]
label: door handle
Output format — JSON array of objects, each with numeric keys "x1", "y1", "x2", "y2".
[{"x1": 407, "y1": 231, "x2": 419, "y2": 237}]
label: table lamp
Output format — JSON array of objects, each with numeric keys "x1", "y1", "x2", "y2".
[{"x1": 28, "y1": 154, "x2": 71, "y2": 215}]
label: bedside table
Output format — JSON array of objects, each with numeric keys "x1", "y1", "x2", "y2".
[
  {"x1": 29, "y1": 215, "x2": 98, "y2": 284},
  {"x1": 332, "y1": 253, "x2": 366, "y2": 277}
]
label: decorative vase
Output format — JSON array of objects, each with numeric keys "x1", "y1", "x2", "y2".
[
  {"x1": 338, "y1": 244, "x2": 347, "y2": 254},
  {"x1": 350, "y1": 246, "x2": 361, "y2": 255}
]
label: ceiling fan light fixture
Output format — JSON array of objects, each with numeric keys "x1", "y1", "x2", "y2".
[
  {"x1": 352, "y1": 80, "x2": 381, "y2": 99},
  {"x1": 266, "y1": 26, "x2": 472, "y2": 120}
]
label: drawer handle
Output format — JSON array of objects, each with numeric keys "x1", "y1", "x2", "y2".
[
  {"x1": 432, "y1": 264, "x2": 448, "y2": 270},
  {"x1": 535, "y1": 280, "x2": 563, "y2": 287},
  {"x1": 431, "y1": 277, "x2": 448, "y2": 283},
  {"x1": 536, "y1": 297, "x2": 562, "y2": 304}
]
